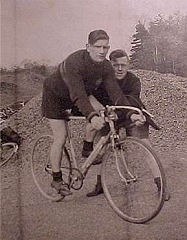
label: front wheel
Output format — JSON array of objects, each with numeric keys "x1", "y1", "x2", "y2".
[{"x1": 101, "y1": 137, "x2": 166, "y2": 224}]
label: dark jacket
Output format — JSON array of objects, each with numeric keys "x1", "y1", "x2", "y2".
[
  {"x1": 55, "y1": 49, "x2": 134, "y2": 120},
  {"x1": 44, "y1": 50, "x2": 159, "y2": 128},
  {"x1": 95, "y1": 71, "x2": 160, "y2": 130}
]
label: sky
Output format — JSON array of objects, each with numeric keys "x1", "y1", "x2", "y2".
[{"x1": 1, "y1": 0, "x2": 187, "y2": 67}]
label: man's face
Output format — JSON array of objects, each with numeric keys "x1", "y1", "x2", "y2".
[
  {"x1": 87, "y1": 39, "x2": 110, "y2": 63},
  {"x1": 111, "y1": 56, "x2": 130, "y2": 80}
]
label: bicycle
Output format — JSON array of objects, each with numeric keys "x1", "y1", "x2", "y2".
[
  {"x1": 31, "y1": 105, "x2": 166, "y2": 224},
  {"x1": 0, "y1": 122, "x2": 20, "y2": 168},
  {"x1": 0, "y1": 141, "x2": 18, "y2": 167}
]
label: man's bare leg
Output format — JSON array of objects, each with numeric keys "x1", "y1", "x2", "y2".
[
  {"x1": 82, "y1": 95, "x2": 104, "y2": 157},
  {"x1": 49, "y1": 119, "x2": 67, "y2": 172},
  {"x1": 49, "y1": 119, "x2": 72, "y2": 196}
]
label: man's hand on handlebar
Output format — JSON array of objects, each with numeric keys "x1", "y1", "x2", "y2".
[
  {"x1": 130, "y1": 113, "x2": 146, "y2": 127},
  {"x1": 90, "y1": 115, "x2": 105, "y2": 130}
]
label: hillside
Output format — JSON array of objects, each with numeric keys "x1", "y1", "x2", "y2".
[{"x1": 0, "y1": 69, "x2": 48, "y2": 107}]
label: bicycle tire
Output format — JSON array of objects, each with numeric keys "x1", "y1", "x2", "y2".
[
  {"x1": 101, "y1": 137, "x2": 166, "y2": 224},
  {"x1": 31, "y1": 135, "x2": 72, "y2": 201},
  {"x1": 0, "y1": 142, "x2": 18, "y2": 168}
]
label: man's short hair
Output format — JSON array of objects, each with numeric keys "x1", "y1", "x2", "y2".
[
  {"x1": 88, "y1": 30, "x2": 109, "y2": 45},
  {"x1": 109, "y1": 49, "x2": 129, "y2": 61}
]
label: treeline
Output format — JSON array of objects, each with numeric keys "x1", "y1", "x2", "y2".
[
  {"x1": 0, "y1": 61, "x2": 56, "y2": 78},
  {"x1": 130, "y1": 13, "x2": 187, "y2": 77}
]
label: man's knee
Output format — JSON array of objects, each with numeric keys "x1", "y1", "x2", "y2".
[
  {"x1": 126, "y1": 123, "x2": 149, "y2": 139},
  {"x1": 49, "y1": 119, "x2": 67, "y2": 145}
]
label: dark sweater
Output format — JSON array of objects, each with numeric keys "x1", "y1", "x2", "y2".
[
  {"x1": 55, "y1": 49, "x2": 133, "y2": 119},
  {"x1": 95, "y1": 71, "x2": 141, "y2": 106},
  {"x1": 117, "y1": 72, "x2": 141, "y2": 97},
  {"x1": 95, "y1": 71, "x2": 160, "y2": 130}
]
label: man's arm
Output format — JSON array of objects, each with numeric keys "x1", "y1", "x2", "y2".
[
  {"x1": 122, "y1": 74, "x2": 144, "y2": 109},
  {"x1": 60, "y1": 59, "x2": 98, "y2": 121},
  {"x1": 130, "y1": 80, "x2": 141, "y2": 98},
  {"x1": 124, "y1": 74, "x2": 160, "y2": 129}
]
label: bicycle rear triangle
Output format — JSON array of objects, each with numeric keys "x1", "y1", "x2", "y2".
[
  {"x1": 31, "y1": 135, "x2": 73, "y2": 201},
  {"x1": 31, "y1": 134, "x2": 84, "y2": 201}
]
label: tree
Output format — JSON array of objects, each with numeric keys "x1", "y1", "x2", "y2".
[
  {"x1": 130, "y1": 13, "x2": 187, "y2": 77},
  {"x1": 130, "y1": 21, "x2": 155, "y2": 70}
]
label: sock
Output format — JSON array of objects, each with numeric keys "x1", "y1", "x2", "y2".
[
  {"x1": 52, "y1": 171, "x2": 62, "y2": 182},
  {"x1": 83, "y1": 140, "x2": 93, "y2": 151},
  {"x1": 97, "y1": 175, "x2": 102, "y2": 184}
]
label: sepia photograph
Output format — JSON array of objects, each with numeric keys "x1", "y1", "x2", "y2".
[{"x1": 1, "y1": 0, "x2": 187, "y2": 239}]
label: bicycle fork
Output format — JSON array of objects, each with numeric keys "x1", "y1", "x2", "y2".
[
  {"x1": 112, "y1": 138, "x2": 137, "y2": 185},
  {"x1": 108, "y1": 118, "x2": 137, "y2": 185}
]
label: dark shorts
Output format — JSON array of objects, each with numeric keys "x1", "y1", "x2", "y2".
[{"x1": 41, "y1": 74, "x2": 82, "y2": 120}]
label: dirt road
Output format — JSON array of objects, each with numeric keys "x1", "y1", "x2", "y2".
[{"x1": 1, "y1": 143, "x2": 187, "y2": 240}]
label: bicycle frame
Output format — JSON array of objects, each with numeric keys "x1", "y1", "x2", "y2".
[
  {"x1": 65, "y1": 105, "x2": 148, "y2": 179},
  {"x1": 66, "y1": 116, "x2": 111, "y2": 177}
]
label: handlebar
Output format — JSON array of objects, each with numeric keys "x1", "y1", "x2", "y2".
[
  {"x1": 101, "y1": 105, "x2": 154, "y2": 118},
  {"x1": 68, "y1": 105, "x2": 154, "y2": 121}
]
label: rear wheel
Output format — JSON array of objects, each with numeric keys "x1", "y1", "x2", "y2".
[
  {"x1": 101, "y1": 137, "x2": 166, "y2": 224},
  {"x1": 31, "y1": 135, "x2": 72, "y2": 201}
]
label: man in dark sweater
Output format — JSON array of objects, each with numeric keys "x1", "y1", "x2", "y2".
[
  {"x1": 86, "y1": 49, "x2": 170, "y2": 201},
  {"x1": 42, "y1": 31, "x2": 146, "y2": 196}
]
